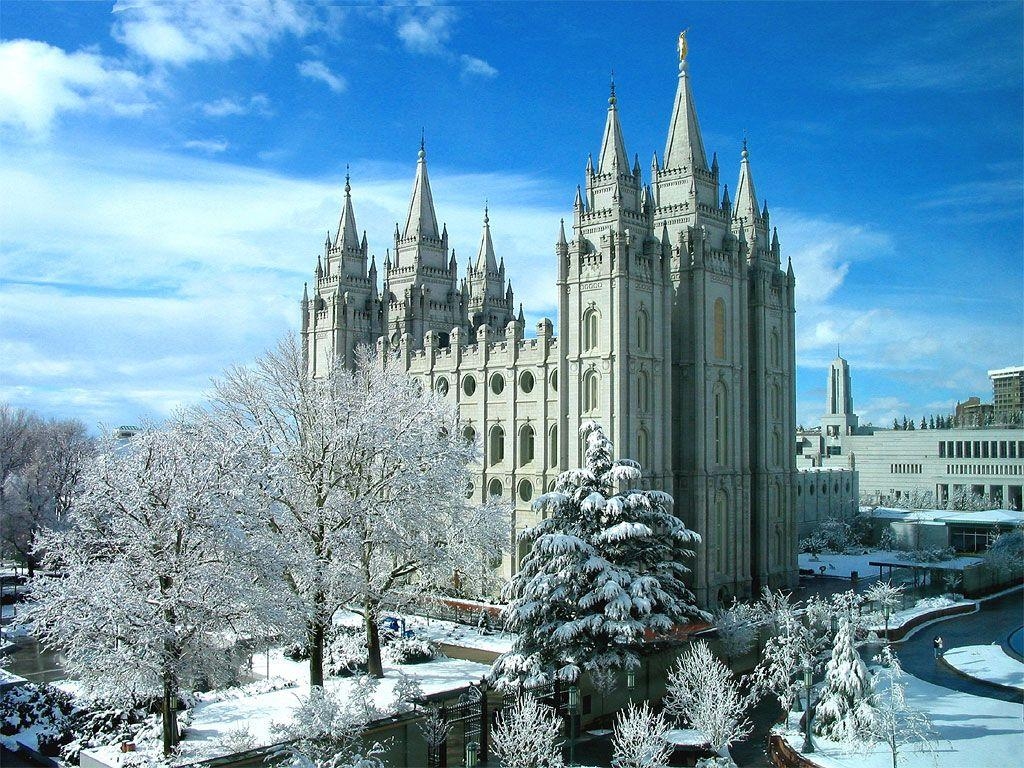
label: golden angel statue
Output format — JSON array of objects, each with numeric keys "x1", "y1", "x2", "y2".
[{"x1": 677, "y1": 29, "x2": 689, "y2": 61}]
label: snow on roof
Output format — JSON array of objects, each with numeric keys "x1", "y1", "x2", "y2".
[
  {"x1": 987, "y1": 365, "x2": 1024, "y2": 377},
  {"x1": 871, "y1": 507, "x2": 1024, "y2": 526}
]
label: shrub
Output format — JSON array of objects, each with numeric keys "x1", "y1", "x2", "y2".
[
  {"x1": 384, "y1": 637, "x2": 438, "y2": 665},
  {"x1": 325, "y1": 627, "x2": 369, "y2": 677}
]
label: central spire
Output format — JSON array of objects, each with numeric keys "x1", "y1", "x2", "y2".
[
  {"x1": 403, "y1": 138, "x2": 440, "y2": 240},
  {"x1": 334, "y1": 169, "x2": 360, "y2": 251},
  {"x1": 663, "y1": 32, "x2": 708, "y2": 172},
  {"x1": 475, "y1": 204, "x2": 498, "y2": 272},
  {"x1": 597, "y1": 77, "x2": 629, "y2": 175}
]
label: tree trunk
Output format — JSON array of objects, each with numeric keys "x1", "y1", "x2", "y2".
[
  {"x1": 161, "y1": 672, "x2": 179, "y2": 755},
  {"x1": 366, "y1": 605, "x2": 384, "y2": 678},
  {"x1": 309, "y1": 620, "x2": 325, "y2": 688}
]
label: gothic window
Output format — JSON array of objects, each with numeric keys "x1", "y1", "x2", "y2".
[
  {"x1": 771, "y1": 383, "x2": 781, "y2": 419},
  {"x1": 462, "y1": 425, "x2": 476, "y2": 443},
  {"x1": 715, "y1": 491, "x2": 728, "y2": 574},
  {"x1": 713, "y1": 384, "x2": 729, "y2": 464},
  {"x1": 550, "y1": 370, "x2": 558, "y2": 392},
  {"x1": 519, "y1": 370, "x2": 535, "y2": 393},
  {"x1": 518, "y1": 480, "x2": 533, "y2": 502},
  {"x1": 488, "y1": 478, "x2": 503, "y2": 498},
  {"x1": 583, "y1": 308, "x2": 599, "y2": 352},
  {"x1": 637, "y1": 309, "x2": 650, "y2": 353},
  {"x1": 638, "y1": 371, "x2": 650, "y2": 413},
  {"x1": 435, "y1": 377, "x2": 449, "y2": 396},
  {"x1": 713, "y1": 298, "x2": 727, "y2": 360},
  {"x1": 770, "y1": 330, "x2": 781, "y2": 367},
  {"x1": 463, "y1": 375, "x2": 477, "y2": 396},
  {"x1": 490, "y1": 373, "x2": 505, "y2": 395},
  {"x1": 489, "y1": 425, "x2": 505, "y2": 465},
  {"x1": 519, "y1": 424, "x2": 535, "y2": 466},
  {"x1": 583, "y1": 370, "x2": 599, "y2": 413},
  {"x1": 548, "y1": 425, "x2": 558, "y2": 467},
  {"x1": 637, "y1": 426, "x2": 650, "y2": 470},
  {"x1": 772, "y1": 430, "x2": 782, "y2": 467}
]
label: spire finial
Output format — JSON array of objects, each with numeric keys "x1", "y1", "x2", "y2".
[
  {"x1": 484, "y1": 199, "x2": 489, "y2": 224},
  {"x1": 344, "y1": 164, "x2": 351, "y2": 194},
  {"x1": 677, "y1": 28, "x2": 690, "y2": 73},
  {"x1": 609, "y1": 70, "x2": 616, "y2": 106},
  {"x1": 419, "y1": 129, "x2": 425, "y2": 160},
  {"x1": 742, "y1": 131, "x2": 749, "y2": 160}
]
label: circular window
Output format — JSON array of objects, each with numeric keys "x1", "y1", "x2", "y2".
[
  {"x1": 520, "y1": 371, "x2": 535, "y2": 393},
  {"x1": 435, "y1": 377, "x2": 449, "y2": 396},
  {"x1": 463, "y1": 375, "x2": 477, "y2": 396},
  {"x1": 550, "y1": 370, "x2": 558, "y2": 392},
  {"x1": 463, "y1": 425, "x2": 476, "y2": 443},
  {"x1": 518, "y1": 480, "x2": 533, "y2": 502},
  {"x1": 488, "y1": 478, "x2": 503, "y2": 498},
  {"x1": 547, "y1": 479, "x2": 556, "y2": 492},
  {"x1": 821, "y1": 483, "x2": 828, "y2": 494},
  {"x1": 465, "y1": 481, "x2": 474, "y2": 499},
  {"x1": 490, "y1": 373, "x2": 505, "y2": 395}
]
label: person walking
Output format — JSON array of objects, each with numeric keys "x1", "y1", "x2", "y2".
[{"x1": 933, "y1": 635, "x2": 944, "y2": 659}]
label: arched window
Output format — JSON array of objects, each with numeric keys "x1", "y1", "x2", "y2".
[
  {"x1": 489, "y1": 425, "x2": 504, "y2": 465},
  {"x1": 771, "y1": 383, "x2": 781, "y2": 420},
  {"x1": 637, "y1": 309, "x2": 650, "y2": 353},
  {"x1": 550, "y1": 370, "x2": 558, "y2": 392},
  {"x1": 713, "y1": 298, "x2": 726, "y2": 360},
  {"x1": 713, "y1": 385, "x2": 729, "y2": 464},
  {"x1": 583, "y1": 309, "x2": 599, "y2": 352},
  {"x1": 548, "y1": 425, "x2": 558, "y2": 467},
  {"x1": 638, "y1": 371, "x2": 650, "y2": 413},
  {"x1": 488, "y1": 478, "x2": 503, "y2": 498},
  {"x1": 770, "y1": 330, "x2": 781, "y2": 367},
  {"x1": 715, "y1": 491, "x2": 728, "y2": 574},
  {"x1": 637, "y1": 426, "x2": 650, "y2": 470},
  {"x1": 772, "y1": 430, "x2": 781, "y2": 466},
  {"x1": 583, "y1": 370, "x2": 599, "y2": 412},
  {"x1": 519, "y1": 424, "x2": 535, "y2": 466}
]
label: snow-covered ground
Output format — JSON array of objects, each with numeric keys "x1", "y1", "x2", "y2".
[
  {"x1": 863, "y1": 596, "x2": 975, "y2": 634},
  {"x1": 943, "y1": 645, "x2": 1024, "y2": 692},
  {"x1": 781, "y1": 671, "x2": 1024, "y2": 767},
  {"x1": 332, "y1": 609, "x2": 515, "y2": 654},
  {"x1": 799, "y1": 550, "x2": 981, "y2": 580}
]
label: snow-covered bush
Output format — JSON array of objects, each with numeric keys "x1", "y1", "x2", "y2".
[
  {"x1": 490, "y1": 695, "x2": 564, "y2": 768},
  {"x1": 383, "y1": 636, "x2": 438, "y2": 665},
  {"x1": 896, "y1": 547, "x2": 956, "y2": 563},
  {"x1": 713, "y1": 598, "x2": 760, "y2": 665},
  {"x1": 494, "y1": 421, "x2": 706, "y2": 686},
  {"x1": 271, "y1": 684, "x2": 385, "y2": 768},
  {"x1": 60, "y1": 704, "x2": 153, "y2": 765},
  {"x1": 326, "y1": 628, "x2": 369, "y2": 676},
  {"x1": 863, "y1": 580, "x2": 905, "y2": 637},
  {"x1": 813, "y1": 618, "x2": 874, "y2": 741},
  {"x1": 611, "y1": 701, "x2": 672, "y2": 768},
  {"x1": 798, "y1": 532, "x2": 827, "y2": 557},
  {"x1": 984, "y1": 527, "x2": 1024, "y2": 577},
  {"x1": 215, "y1": 725, "x2": 259, "y2": 755},
  {"x1": 391, "y1": 673, "x2": 425, "y2": 713},
  {"x1": 0, "y1": 683, "x2": 76, "y2": 738}
]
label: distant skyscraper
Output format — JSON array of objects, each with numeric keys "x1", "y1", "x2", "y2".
[
  {"x1": 989, "y1": 366, "x2": 1024, "y2": 424},
  {"x1": 822, "y1": 354, "x2": 859, "y2": 438}
]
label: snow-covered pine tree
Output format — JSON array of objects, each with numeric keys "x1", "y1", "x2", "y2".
[
  {"x1": 494, "y1": 421, "x2": 706, "y2": 686},
  {"x1": 813, "y1": 616, "x2": 874, "y2": 741}
]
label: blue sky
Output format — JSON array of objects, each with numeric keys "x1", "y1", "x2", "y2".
[{"x1": 1, "y1": 0, "x2": 1021, "y2": 432}]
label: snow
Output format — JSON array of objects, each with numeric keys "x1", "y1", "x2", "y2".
[
  {"x1": 663, "y1": 728, "x2": 711, "y2": 746},
  {"x1": 863, "y1": 596, "x2": 975, "y2": 633},
  {"x1": 799, "y1": 550, "x2": 982, "y2": 579},
  {"x1": 781, "y1": 671, "x2": 1024, "y2": 768},
  {"x1": 943, "y1": 645, "x2": 1024, "y2": 692},
  {"x1": 871, "y1": 506, "x2": 1024, "y2": 526},
  {"x1": 332, "y1": 609, "x2": 516, "y2": 654}
]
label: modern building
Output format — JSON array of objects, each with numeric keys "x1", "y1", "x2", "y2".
[
  {"x1": 990, "y1": 366, "x2": 1024, "y2": 424},
  {"x1": 299, "y1": 35, "x2": 799, "y2": 606}
]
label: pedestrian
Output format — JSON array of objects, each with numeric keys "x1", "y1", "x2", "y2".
[{"x1": 933, "y1": 635, "x2": 944, "y2": 659}]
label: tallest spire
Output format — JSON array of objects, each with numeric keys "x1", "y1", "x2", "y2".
[
  {"x1": 663, "y1": 29, "x2": 708, "y2": 171},
  {"x1": 597, "y1": 76, "x2": 629, "y2": 174},
  {"x1": 403, "y1": 139, "x2": 440, "y2": 240},
  {"x1": 334, "y1": 168, "x2": 360, "y2": 250}
]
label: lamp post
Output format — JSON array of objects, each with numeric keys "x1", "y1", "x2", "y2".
[
  {"x1": 567, "y1": 685, "x2": 580, "y2": 767},
  {"x1": 802, "y1": 661, "x2": 814, "y2": 754},
  {"x1": 465, "y1": 740, "x2": 479, "y2": 768},
  {"x1": 626, "y1": 668, "x2": 636, "y2": 691}
]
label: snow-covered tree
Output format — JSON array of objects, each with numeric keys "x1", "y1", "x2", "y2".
[
  {"x1": 272, "y1": 685, "x2": 385, "y2": 768},
  {"x1": 207, "y1": 336, "x2": 506, "y2": 682},
  {"x1": 490, "y1": 695, "x2": 564, "y2": 768},
  {"x1": 813, "y1": 617, "x2": 874, "y2": 741},
  {"x1": 663, "y1": 640, "x2": 751, "y2": 762},
  {"x1": 25, "y1": 421, "x2": 284, "y2": 754},
  {"x1": 713, "y1": 598, "x2": 760, "y2": 666},
  {"x1": 864, "y1": 581, "x2": 904, "y2": 639},
  {"x1": 984, "y1": 526, "x2": 1024, "y2": 578},
  {"x1": 858, "y1": 647, "x2": 937, "y2": 768},
  {"x1": 611, "y1": 701, "x2": 673, "y2": 768},
  {"x1": 494, "y1": 421, "x2": 706, "y2": 686}
]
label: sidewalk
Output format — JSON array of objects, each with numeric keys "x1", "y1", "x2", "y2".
[{"x1": 941, "y1": 644, "x2": 1024, "y2": 692}]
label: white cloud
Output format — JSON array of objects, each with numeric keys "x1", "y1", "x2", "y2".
[
  {"x1": 460, "y1": 54, "x2": 497, "y2": 79},
  {"x1": 396, "y1": 6, "x2": 455, "y2": 55},
  {"x1": 112, "y1": 0, "x2": 315, "y2": 66},
  {"x1": 297, "y1": 60, "x2": 347, "y2": 93},
  {"x1": 0, "y1": 39, "x2": 151, "y2": 137},
  {"x1": 200, "y1": 93, "x2": 272, "y2": 117},
  {"x1": 183, "y1": 138, "x2": 229, "y2": 153}
]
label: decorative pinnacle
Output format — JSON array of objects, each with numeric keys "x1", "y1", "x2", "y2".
[
  {"x1": 419, "y1": 129, "x2": 425, "y2": 160},
  {"x1": 344, "y1": 164, "x2": 351, "y2": 194},
  {"x1": 742, "y1": 133, "x2": 749, "y2": 160},
  {"x1": 484, "y1": 199, "x2": 489, "y2": 224},
  {"x1": 609, "y1": 71, "x2": 616, "y2": 106},
  {"x1": 677, "y1": 28, "x2": 690, "y2": 72}
]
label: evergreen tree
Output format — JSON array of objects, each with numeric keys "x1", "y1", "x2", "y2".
[
  {"x1": 919, "y1": 417, "x2": 927, "y2": 430},
  {"x1": 813, "y1": 617, "x2": 874, "y2": 741},
  {"x1": 929, "y1": 416, "x2": 935, "y2": 430},
  {"x1": 901, "y1": 416, "x2": 909, "y2": 430},
  {"x1": 892, "y1": 418, "x2": 900, "y2": 431},
  {"x1": 494, "y1": 421, "x2": 706, "y2": 685}
]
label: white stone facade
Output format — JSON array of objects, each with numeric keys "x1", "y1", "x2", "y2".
[{"x1": 301, "y1": 43, "x2": 799, "y2": 606}]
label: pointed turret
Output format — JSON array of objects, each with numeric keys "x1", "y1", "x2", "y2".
[
  {"x1": 733, "y1": 140, "x2": 764, "y2": 237},
  {"x1": 711, "y1": 151, "x2": 718, "y2": 175},
  {"x1": 557, "y1": 218, "x2": 568, "y2": 250},
  {"x1": 517, "y1": 303, "x2": 525, "y2": 324},
  {"x1": 301, "y1": 282, "x2": 309, "y2": 305},
  {"x1": 475, "y1": 205, "x2": 498, "y2": 272},
  {"x1": 663, "y1": 31, "x2": 708, "y2": 171},
  {"x1": 334, "y1": 171, "x2": 360, "y2": 250},
  {"x1": 651, "y1": 151, "x2": 660, "y2": 173},
  {"x1": 598, "y1": 80, "x2": 630, "y2": 174},
  {"x1": 586, "y1": 154, "x2": 594, "y2": 176},
  {"x1": 403, "y1": 140, "x2": 440, "y2": 240},
  {"x1": 632, "y1": 153, "x2": 641, "y2": 178}
]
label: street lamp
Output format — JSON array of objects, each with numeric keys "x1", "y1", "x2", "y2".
[
  {"x1": 626, "y1": 668, "x2": 636, "y2": 691},
  {"x1": 465, "y1": 740, "x2": 479, "y2": 768},
  {"x1": 567, "y1": 685, "x2": 580, "y2": 767},
  {"x1": 802, "y1": 662, "x2": 814, "y2": 754}
]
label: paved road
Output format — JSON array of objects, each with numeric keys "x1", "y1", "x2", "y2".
[{"x1": 892, "y1": 589, "x2": 1024, "y2": 704}]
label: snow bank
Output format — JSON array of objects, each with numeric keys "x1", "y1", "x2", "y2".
[
  {"x1": 781, "y1": 670, "x2": 1024, "y2": 767},
  {"x1": 943, "y1": 645, "x2": 1024, "y2": 692},
  {"x1": 799, "y1": 550, "x2": 982, "y2": 580}
]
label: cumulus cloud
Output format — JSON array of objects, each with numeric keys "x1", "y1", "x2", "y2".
[
  {"x1": 395, "y1": 6, "x2": 455, "y2": 54},
  {"x1": 200, "y1": 93, "x2": 272, "y2": 117},
  {"x1": 183, "y1": 138, "x2": 229, "y2": 153},
  {"x1": 111, "y1": 0, "x2": 315, "y2": 66},
  {"x1": 0, "y1": 39, "x2": 151, "y2": 137},
  {"x1": 297, "y1": 60, "x2": 347, "y2": 93},
  {"x1": 460, "y1": 54, "x2": 497, "y2": 79}
]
